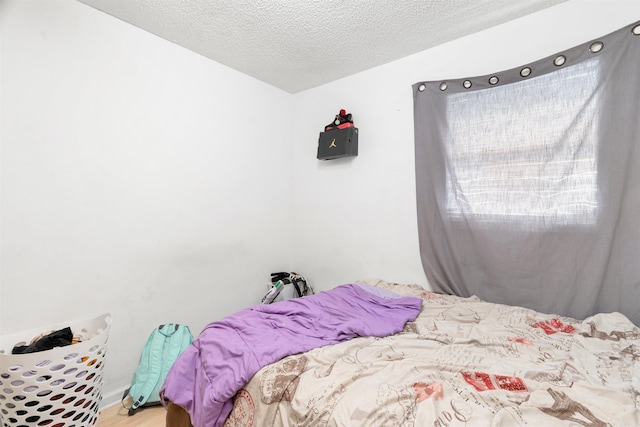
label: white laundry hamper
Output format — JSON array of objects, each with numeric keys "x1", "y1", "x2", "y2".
[{"x1": 0, "y1": 313, "x2": 111, "y2": 427}]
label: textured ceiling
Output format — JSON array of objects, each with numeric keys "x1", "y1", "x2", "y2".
[{"x1": 78, "y1": 0, "x2": 567, "y2": 93}]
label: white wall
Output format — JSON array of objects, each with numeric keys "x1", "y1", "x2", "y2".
[
  {"x1": 289, "y1": 0, "x2": 640, "y2": 292},
  {"x1": 0, "y1": 0, "x2": 292, "y2": 405}
]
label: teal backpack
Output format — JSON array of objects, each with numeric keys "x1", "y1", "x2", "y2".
[{"x1": 122, "y1": 323, "x2": 193, "y2": 415}]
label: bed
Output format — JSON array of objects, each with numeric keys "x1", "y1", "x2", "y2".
[{"x1": 162, "y1": 280, "x2": 639, "y2": 427}]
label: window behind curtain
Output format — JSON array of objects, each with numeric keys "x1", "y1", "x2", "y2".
[
  {"x1": 413, "y1": 21, "x2": 640, "y2": 326},
  {"x1": 445, "y1": 59, "x2": 599, "y2": 229}
]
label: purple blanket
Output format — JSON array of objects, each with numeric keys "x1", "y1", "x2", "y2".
[{"x1": 160, "y1": 283, "x2": 422, "y2": 427}]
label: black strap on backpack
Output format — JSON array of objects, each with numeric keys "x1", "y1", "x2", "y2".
[
  {"x1": 270, "y1": 272, "x2": 289, "y2": 283},
  {"x1": 290, "y1": 277, "x2": 303, "y2": 298}
]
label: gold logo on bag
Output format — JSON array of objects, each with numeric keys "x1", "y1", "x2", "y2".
[{"x1": 329, "y1": 139, "x2": 337, "y2": 148}]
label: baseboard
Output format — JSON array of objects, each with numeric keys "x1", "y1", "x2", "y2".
[{"x1": 100, "y1": 384, "x2": 130, "y2": 409}]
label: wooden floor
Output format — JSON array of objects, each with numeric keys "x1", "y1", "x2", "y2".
[{"x1": 98, "y1": 403, "x2": 166, "y2": 426}]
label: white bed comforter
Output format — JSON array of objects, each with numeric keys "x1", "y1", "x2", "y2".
[{"x1": 223, "y1": 280, "x2": 639, "y2": 427}]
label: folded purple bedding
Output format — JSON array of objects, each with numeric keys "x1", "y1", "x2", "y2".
[{"x1": 160, "y1": 283, "x2": 422, "y2": 427}]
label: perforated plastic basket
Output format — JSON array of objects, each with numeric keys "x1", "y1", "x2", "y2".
[{"x1": 0, "y1": 313, "x2": 111, "y2": 427}]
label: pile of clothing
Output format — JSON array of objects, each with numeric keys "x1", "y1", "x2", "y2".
[{"x1": 11, "y1": 327, "x2": 80, "y2": 354}]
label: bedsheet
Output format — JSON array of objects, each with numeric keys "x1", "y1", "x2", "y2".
[
  {"x1": 222, "y1": 280, "x2": 639, "y2": 427},
  {"x1": 161, "y1": 283, "x2": 422, "y2": 427}
]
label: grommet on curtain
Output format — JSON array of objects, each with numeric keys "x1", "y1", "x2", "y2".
[
  {"x1": 418, "y1": 84, "x2": 426, "y2": 92},
  {"x1": 488, "y1": 76, "x2": 499, "y2": 85},
  {"x1": 520, "y1": 67, "x2": 532, "y2": 78},
  {"x1": 439, "y1": 82, "x2": 448, "y2": 91},
  {"x1": 632, "y1": 24, "x2": 640, "y2": 35},
  {"x1": 554, "y1": 55, "x2": 566, "y2": 66},
  {"x1": 589, "y1": 41, "x2": 604, "y2": 53},
  {"x1": 463, "y1": 80, "x2": 472, "y2": 89}
]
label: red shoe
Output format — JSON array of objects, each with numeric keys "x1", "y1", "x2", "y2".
[{"x1": 325, "y1": 109, "x2": 354, "y2": 131}]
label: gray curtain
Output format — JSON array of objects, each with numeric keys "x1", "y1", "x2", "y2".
[{"x1": 413, "y1": 21, "x2": 640, "y2": 326}]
